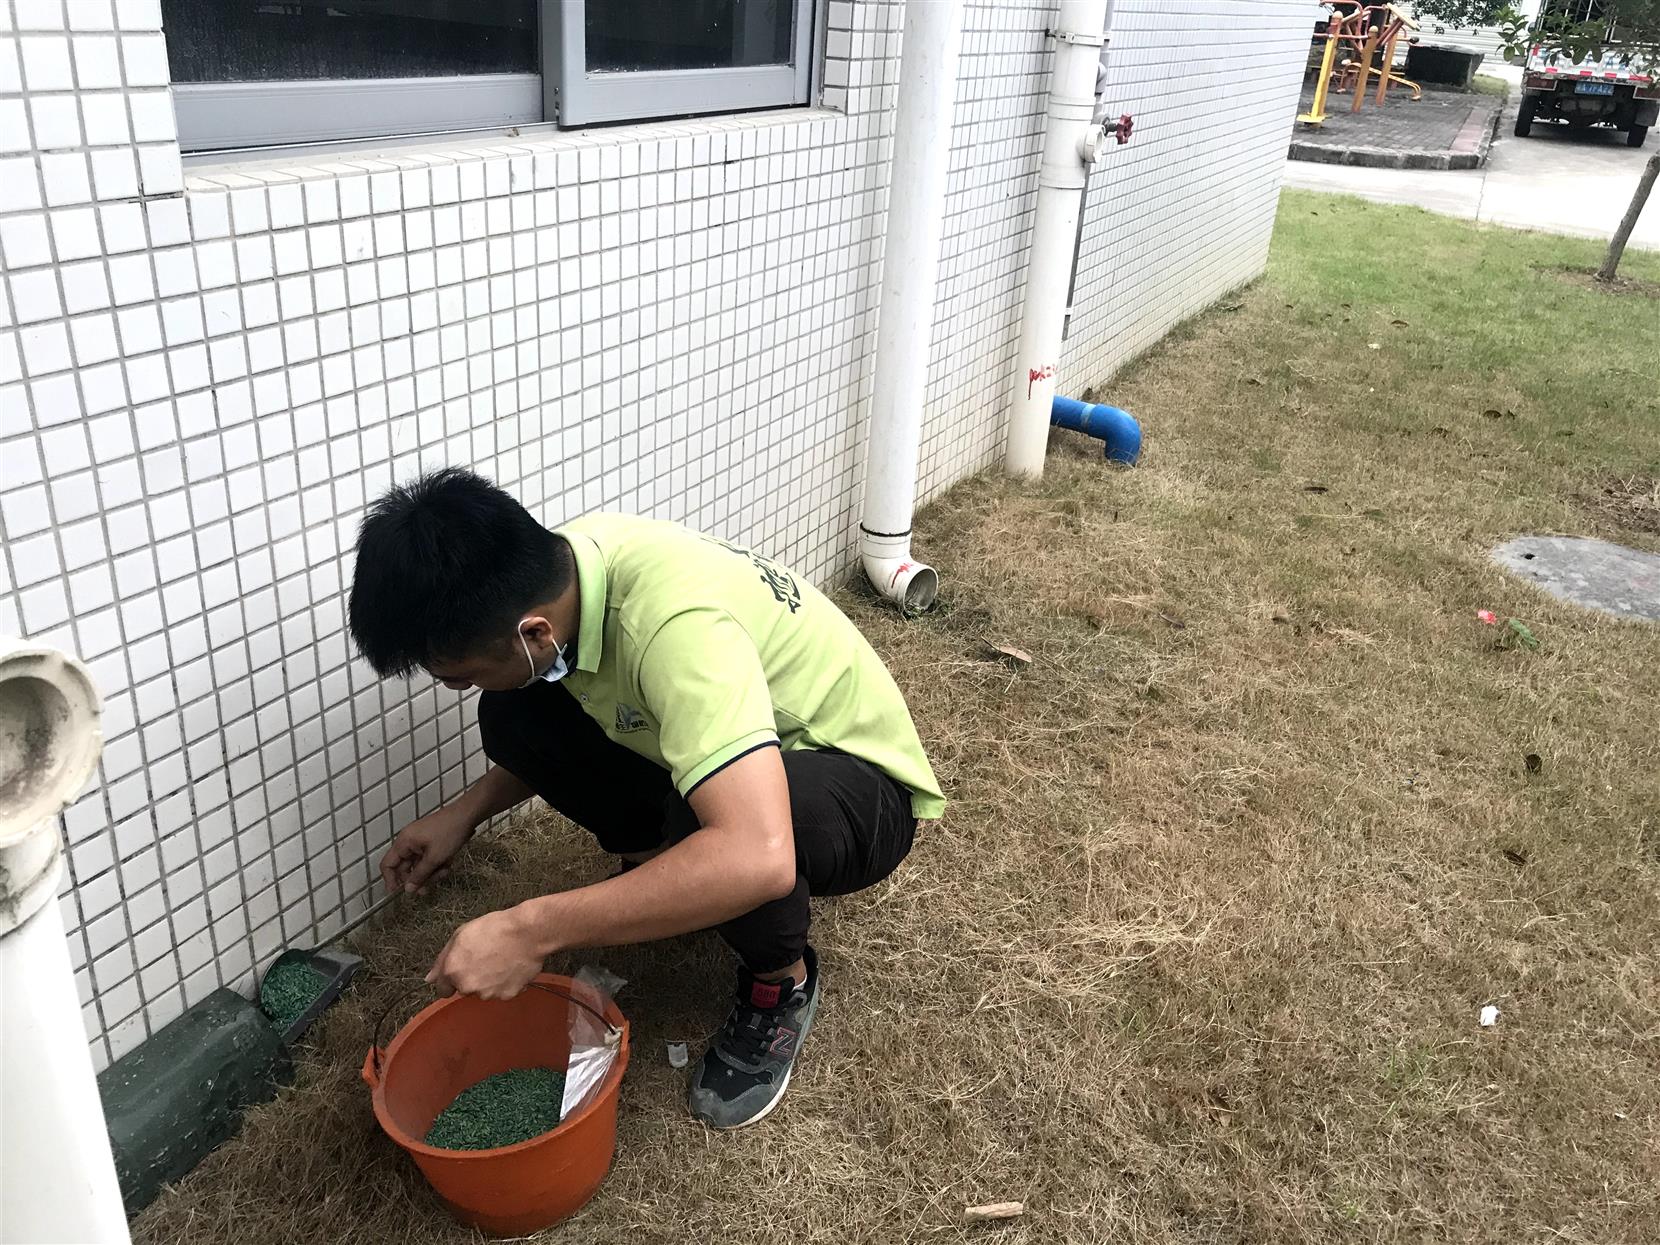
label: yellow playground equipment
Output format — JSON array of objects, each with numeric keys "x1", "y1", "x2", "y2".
[{"x1": 1300, "y1": 2, "x2": 1423, "y2": 127}]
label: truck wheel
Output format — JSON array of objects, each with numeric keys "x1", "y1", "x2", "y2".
[
  {"x1": 1630, "y1": 125, "x2": 1650, "y2": 148},
  {"x1": 1514, "y1": 96, "x2": 1536, "y2": 138}
]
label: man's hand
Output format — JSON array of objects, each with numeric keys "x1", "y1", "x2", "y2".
[
  {"x1": 426, "y1": 907, "x2": 548, "y2": 1000},
  {"x1": 380, "y1": 803, "x2": 476, "y2": 896}
]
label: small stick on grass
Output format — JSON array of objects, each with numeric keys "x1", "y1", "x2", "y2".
[{"x1": 964, "y1": 1201, "x2": 1024, "y2": 1222}]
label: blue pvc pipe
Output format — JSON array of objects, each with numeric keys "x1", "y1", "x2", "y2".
[{"x1": 1051, "y1": 396, "x2": 1142, "y2": 465}]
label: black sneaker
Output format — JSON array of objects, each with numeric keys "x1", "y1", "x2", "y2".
[{"x1": 688, "y1": 946, "x2": 820, "y2": 1129}]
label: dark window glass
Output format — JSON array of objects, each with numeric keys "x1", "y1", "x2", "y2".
[
  {"x1": 585, "y1": 0, "x2": 793, "y2": 74},
  {"x1": 161, "y1": 0, "x2": 538, "y2": 83}
]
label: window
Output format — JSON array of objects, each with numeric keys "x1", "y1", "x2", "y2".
[{"x1": 165, "y1": 0, "x2": 817, "y2": 154}]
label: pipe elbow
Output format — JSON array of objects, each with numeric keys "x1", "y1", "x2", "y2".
[{"x1": 860, "y1": 551, "x2": 940, "y2": 615}]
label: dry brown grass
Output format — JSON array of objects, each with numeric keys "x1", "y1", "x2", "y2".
[
  {"x1": 1583, "y1": 475, "x2": 1660, "y2": 537},
  {"x1": 133, "y1": 197, "x2": 1660, "y2": 1244}
]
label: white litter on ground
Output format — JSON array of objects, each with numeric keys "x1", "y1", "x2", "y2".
[{"x1": 1479, "y1": 1004, "x2": 1500, "y2": 1027}]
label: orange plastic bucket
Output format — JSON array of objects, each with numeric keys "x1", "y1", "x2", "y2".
[{"x1": 361, "y1": 974, "x2": 630, "y2": 1236}]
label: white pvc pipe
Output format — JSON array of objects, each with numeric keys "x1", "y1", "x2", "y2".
[
  {"x1": 1, "y1": 894, "x2": 132, "y2": 1245},
  {"x1": 0, "y1": 640, "x2": 127, "y2": 1245},
  {"x1": 858, "y1": 0, "x2": 965, "y2": 612},
  {"x1": 1005, "y1": 0, "x2": 1115, "y2": 479}
]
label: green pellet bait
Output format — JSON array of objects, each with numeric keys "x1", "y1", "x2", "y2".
[{"x1": 424, "y1": 1067, "x2": 566, "y2": 1151}]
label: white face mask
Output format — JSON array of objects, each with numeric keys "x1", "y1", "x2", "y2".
[{"x1": 518, "y1": 624, "x2": 571, "y2": 688}]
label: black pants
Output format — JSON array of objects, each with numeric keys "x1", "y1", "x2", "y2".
[{"x1": 477, "y1": 682, "x2": 917, "y2": 973}]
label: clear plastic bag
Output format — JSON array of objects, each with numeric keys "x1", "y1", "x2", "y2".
[{"x1": 560, "y1": 966, "x2": 625, "y2": 1119}]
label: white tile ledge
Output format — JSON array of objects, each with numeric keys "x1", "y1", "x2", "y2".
[{"x1": 182, "y1": 107, "x2": 845, "y2": 195}]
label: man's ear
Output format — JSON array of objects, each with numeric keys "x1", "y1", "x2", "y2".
[{"x1": 519, "y1": 614, "x2": 556, "y2": 649}]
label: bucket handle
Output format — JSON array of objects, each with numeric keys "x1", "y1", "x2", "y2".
[{"x1": 365, "y1": 980, "x2": 621, "y2": 1083}]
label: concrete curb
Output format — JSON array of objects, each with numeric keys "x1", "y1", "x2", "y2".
[{"x1": 1288, "y1": 93, "x2": 1505, "y2": 171}]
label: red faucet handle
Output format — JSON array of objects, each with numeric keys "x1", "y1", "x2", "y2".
[{"x1": 1114, "y1": 113, "x2": 1134, "y2": 145}]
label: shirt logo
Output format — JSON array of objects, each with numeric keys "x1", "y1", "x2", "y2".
[
  {"x1": 614, "y1": 703, "x2": 648, "y2": 733},
  {"x1": 705, "y1": 536, "x2": 803, "y2": 614}
]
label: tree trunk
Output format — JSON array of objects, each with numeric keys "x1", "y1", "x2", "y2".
[{"x1": 1598, "y1": 154, "x2": 1660, "y2": 283}]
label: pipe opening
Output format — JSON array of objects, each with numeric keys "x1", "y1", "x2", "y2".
[
  {"x1": 0, "y1": 649, "x2": 100, "y2": 843},
  {"x1": 0, "y1": 677, "x2": 72, "y2": 830},
  {"x1": 901, "y1": 566, "x2": 940, "y2": 614}
]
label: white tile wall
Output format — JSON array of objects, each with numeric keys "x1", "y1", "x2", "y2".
[
  {"x1": 1065, "y1": 1, "x2": 1315, "y2": 387},
  {"x1": 0, "y1": 0, "x2": 1306, "y2": 1069}
]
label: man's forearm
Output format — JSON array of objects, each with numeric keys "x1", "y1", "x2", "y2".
[
  {"x1": 457, "y1": 765, "x2": 535, "y2": 832},
  {"x1": 510, "y1": 822, "x2": 794, "y2": 954}
]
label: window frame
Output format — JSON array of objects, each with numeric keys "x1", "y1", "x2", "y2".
[
  {"x1": 170, "y1": 0, "x2": 817, "y2": 154},
  {"x1": 545, "y1": 0, "x2": 816, "y2": 127},
  {"x1": 173, "y1": 75, "x2": 544, "y2": 154}
]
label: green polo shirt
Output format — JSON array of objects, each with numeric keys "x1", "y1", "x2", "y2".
[{"x1": 552, "y1": 514, "x2": 944, "y2": 819}]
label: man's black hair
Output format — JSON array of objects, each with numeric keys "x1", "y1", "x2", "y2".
[{"x1": 347, "y1": 468, "x2": 573, "y2": 677}]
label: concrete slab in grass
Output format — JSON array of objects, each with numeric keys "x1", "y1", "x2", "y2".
[{"x1": 1493, "y1": 535, "x2": 1660, "y2": 622}]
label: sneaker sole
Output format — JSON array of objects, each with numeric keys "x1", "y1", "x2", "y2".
[{"x1": 693, "y1": 984, "x2": 821, "y2": 1131}]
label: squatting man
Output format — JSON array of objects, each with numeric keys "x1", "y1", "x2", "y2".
[{"x1": 347, "y1": 469, "x2": 944, "y2": 1127}]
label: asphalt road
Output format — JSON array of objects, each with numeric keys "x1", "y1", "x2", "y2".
[{"x1": 1284, "y1": 78, "x2": 1660, "y2": 252}]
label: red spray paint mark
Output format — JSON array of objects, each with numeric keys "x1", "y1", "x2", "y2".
[{"x1": 1027, "y1": 363, "x2": 1056, "y2": 399}]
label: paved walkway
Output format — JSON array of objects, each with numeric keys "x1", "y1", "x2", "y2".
[
  {"x1": 1290, "y1": 82, "x2": 1502, "y2": 169},
  {"x1": 1285, "y1": 87, "x2": 1660, "y2": 251}
]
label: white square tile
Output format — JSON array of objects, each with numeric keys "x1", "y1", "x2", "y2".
[
  {"x1": 99, "y1": 200, "x2": 146, "y2": 253},
  {"x1": 0, "y1": 333, "x2": 20, "y2": 386},
  {"x1": 0, "y1": 214, "x2": 52, "y2": 268},
  {"x1": 127, "y1": 88, "x2": 175, "y2": 143},
  {"x1": 107, "y1": 253, "x2": 155, "y2": 305},
  {"x1": 0, "y1": 434, "x2": 44, "y2": 489},
  {"x1": 40, "y1": 152, "x2": 93, "y2": 207},
  {"x1": 230, "y1": 188, "x2": 269, "y2": 234},
  {"x1": 58, "y1": 516, "x2": 108, "y2": 569},
  {"x1": 118, "y1": 32, "x2": 168, "y2": 85},
  {"x1": 189, "y1": 192, "x2": 231, "y2": 241},
  {"x1": 69, "y1": 0, "x2": 117, "y2": 31},
  {"x1": 71, "y1": 312, "x2": 120, "y2": 365},
  {"x1": 153, "y1": 247, "x2": 198, "y2": 299},
  {"x1": 40, "y1": 424, "x2": 92, "y2": 474},
  {"x1": 137, "y1": 144, "x2": 183, "y2": 196},
  {"x1": 0, "y1": 99, "x2": 27, "y2": 154},
  {"x1": 85, "y1": 410, "x2": 135, "y2": 462},
  {"x1": 21, "y1": 321, "x2": 73, "y2": 374},
  {"x1": 77, "y1": 359, "x2": 127, "y2": 414},
  {"x1": 76, "y1": 91, "x2": 130, "y2": 145},
  {"x1": 11, "y1": 269, "x2": 64, "y2": 323},
  {"x1": 337, "y1": 175, "x2": 370, "y2": 218},
  {"x1": 20, "y1": 578, "x2": 70, "y2": 632},
  {"x1": 25, "y1": 93, "x2": 83, "y2": 150},
  {"x1": 72, "y1": 33, "x2": 122, "y2": 88},
  {"x1": 59, "y1": 259, "x2": 112, "y2": 314},
  {"x1": 9, "y1": 532, "x2": 61, "y2": 587},
  {"x1": 116, "y1": 303, "x2": 163, "y2": 354},
  {"x1": 20, "y1": 34, "x2": 74, "y2": 91},
  {"x1": 90, "y1": 148, "x2": 140, "y2": 201},
  {"x1": 115, "y1": 0, "x2": 164, "y2": 32},
  {"x1": 124, "y1": 352, "x2": 169, "y2": 405},
  {"x1": 0, "y1": 36, "x2": 18, "y2": 94},
  {"x1": 160, "y1": 296, "x2": 205, "y2": 345},
  {"x1": 145, "y1": 197, "x2": 190, "y2": 248},
  {"x1": 303, "y1": 178, "x2": 339, "y2": 223},
  {"x1": 50, "y1": 206, "x2": 101, "y2": 261},
  {"x1": 0, "y1": 155, "x2": 44, "y2": 213}
]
